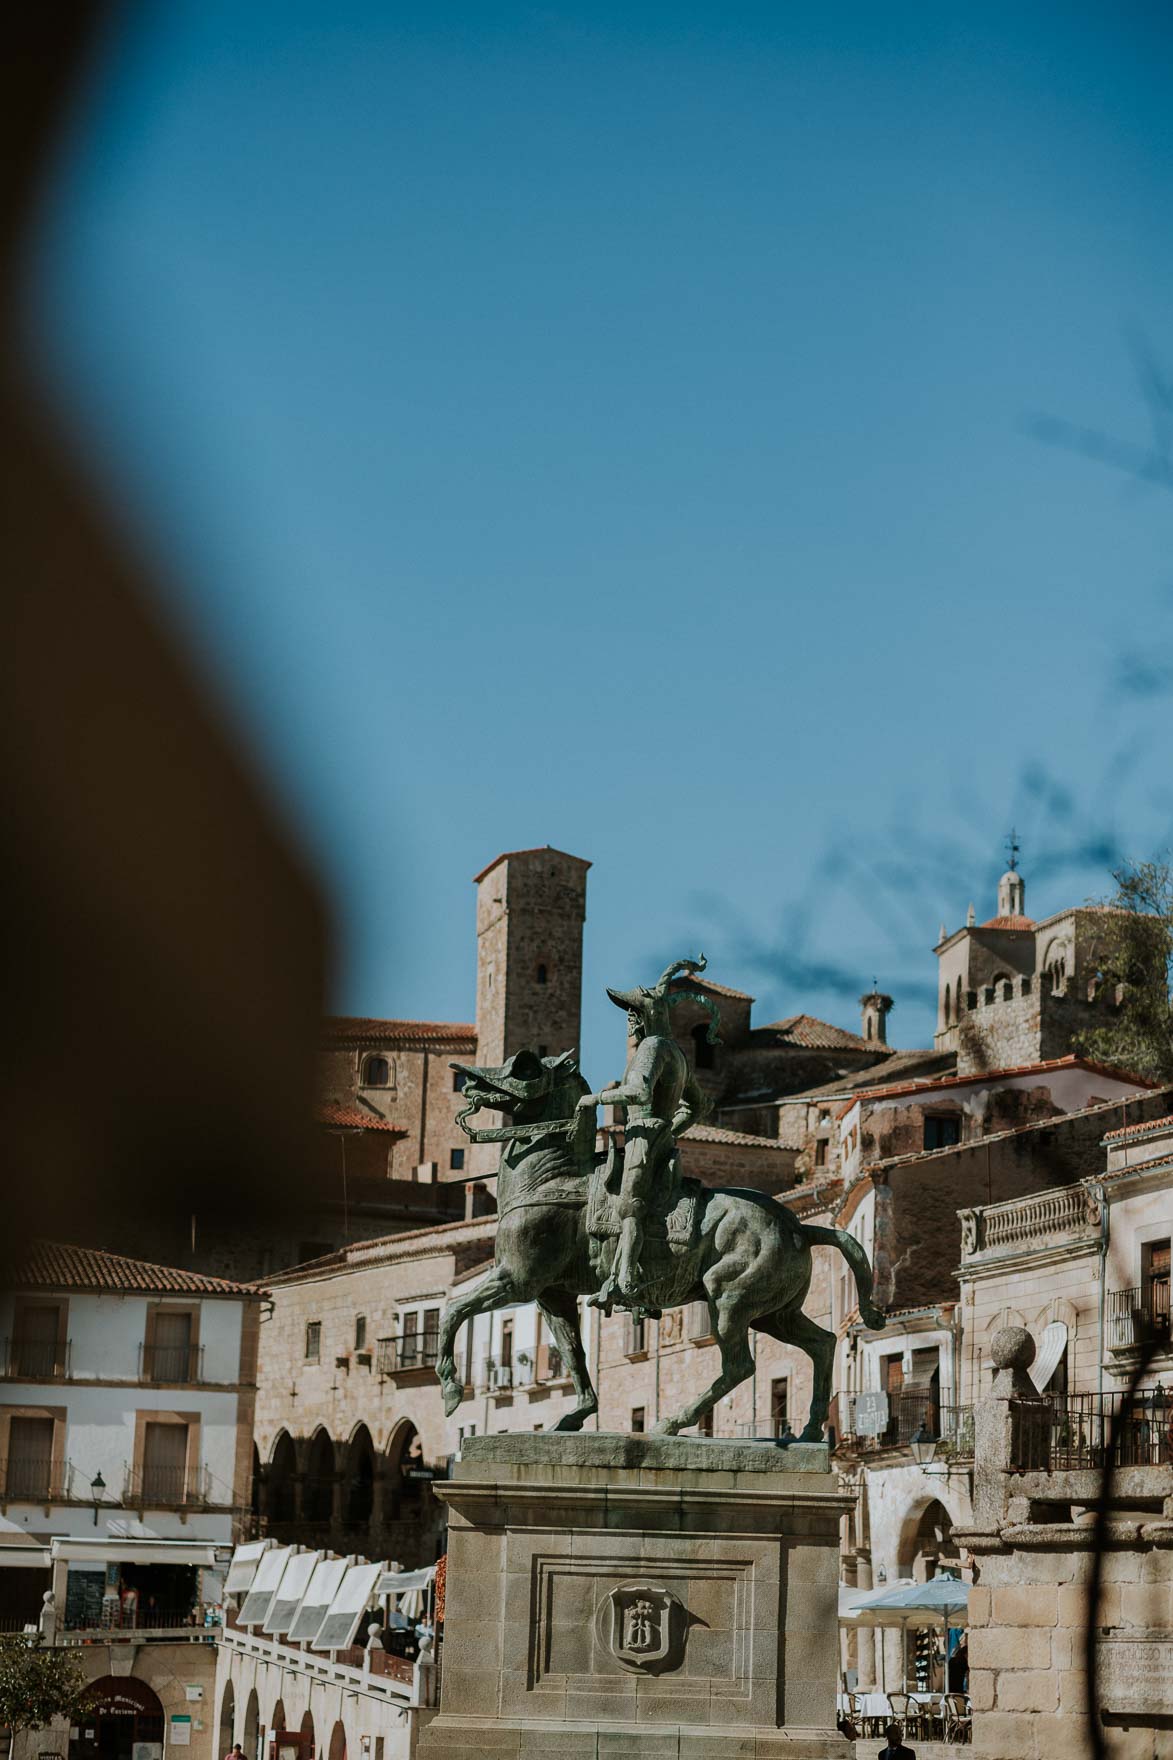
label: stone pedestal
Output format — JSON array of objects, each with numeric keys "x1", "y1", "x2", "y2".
[{"x1": 419, "y1": 1432, "x2": 851, "y2": 1760}]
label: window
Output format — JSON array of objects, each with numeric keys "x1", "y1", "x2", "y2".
[
  {"x1": 13, "y1": 1304, "x2": 62, "y2": 1379},
  {"x1": 814, "y1": 1138, "x2": 828, "y2": 1168},
  {"x1": 400, "y1": 1312, "x2": 419, "y2": 1368},
  {"x1": 686, "y1": 1301, "x2": 713, "y2": 1343},
  {"x1": 923, "y1": 1115, "x2": 961, "y2": 1151},
  {"x1": 771, "y1": 1377, "x2": 789, "y2": 1438},
  {"x1": 630, "y1": 1407, "x2": 646, "y2": 1433},
  {"x1": 1143, "y1": 1239, "x2": 1172, "y2": 1333},
  {"x1": 692, "y1": 1022, "x2": 715, "y2": 1071},
  {"x1": 452, "y1": 1070, "x2": 467, "y2": 1093},
  {"x1": 362, "y1": 1055, "x2": 390, "y2": 1087},
  {"x1": 355, "y1": 1315, "x2": 367, "y2": 1351},
  {"x1": 536, "y1": 962, "x2": 548, "y2": 985},
  {"x1": 500, "y1": 1319, "x2": 513, "y2": 1369},
  {"x1": 6, "y1": 1415, "x2": 54, "y2": 1500},
  {"x1": 423, "y1": 1308, "x2": 440, "y2": 1365},
  {"x1": 943, "y1": 983, "x2": 951, "y2": 1024},
  {"x1": 698, "y1": 1409, "x2": 714, "y2": 1437},
  {"x1": 450, "y1": 1148, "x2": 465, "y2": 1171},
  {"x1": 305, "y1": 1322, "x2": 321, "y2": 1363},
  {"x1": 625, "y1": 1314, "x2": 647, "y2": 1356},
  {"x1": 147, "y1": 1309, "x2": 194, "y2": 1382},
  {"x1": 142, "y1": 1420, "x2": 189, "y2": 1504},
  {"x1": 376, "y1": 1337, "x2": 395, "y2": 1376}
]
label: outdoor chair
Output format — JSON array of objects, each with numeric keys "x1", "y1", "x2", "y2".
[{"x1": 945, "y1": 1693, "x2": 971, "y2": 1742}]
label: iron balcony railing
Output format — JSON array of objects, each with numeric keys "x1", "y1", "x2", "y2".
[
  {"x1": 0, "y1": 1456, "x2": 73, "y2": 1501},
  {"x1": 1010, "y1": 1388, "x2": 1173, "y2": 1471},
  {"x1": 839, "y1": 1391, "x2": 974, "y2": 1456},
  {"x1": 377, "y1": 1337, "x2": 439, "y2": 1374},
  {"x1": 139, "y1": 1342, "x2": 205, "y2": 1384},
  {"x1": 1108, "y1": 1283, "x2": 1172, "y2": 1352},
  {"x1": 123, "y1": 1464, "x2": 208, "y2": 1508},
  {"x1": 3, "y1": 1336, "x2": 70, "y2": 1379}
]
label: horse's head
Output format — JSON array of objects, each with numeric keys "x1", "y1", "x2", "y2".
[{"x1": 450, "y1": 1047, "x2": 588, "y2": 1130}]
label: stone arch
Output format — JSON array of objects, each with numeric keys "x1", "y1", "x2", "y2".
[
  {"x1": 268, "y1": 1430, "x2": 297, "y2": 1524},
  {"x1": 691, "y1": 1021, "x2": 715, "y2": 1070},
  {"x1": 219, "y1": 1681, "x2": 235, "y2": 1759},
  {"x1": 243, "y1": 1689, "x2": 260, "y2": 1760},
  {"x1": 327, "y1": 1723, "x2": 347, "y2": 1760},
  {"x1": 299, "y1": 1710, "x2": 315, "y2": 1759},
  {"x1": 895, "y1": 1494, "x2": 964, "y2": 1581},
  {"x1": 345, "y1": 1421, "x2": 375, "y2": 1526},
  {"x1": 304, "y1": 1425, "x2": 336, "y2": 1524},
  {"x1": 384, "y1": 1415, "x2": 428, "y2": 1531},
  {"x1": 74, "y1": 1678, "x2": 164, "y2": 1760},
  {"x1": 271, "y1": 1699, "x2": 286, "y2": 1733},
  {"x1": 943, "y1": 981, "x2": 951, "y2": 1025}
]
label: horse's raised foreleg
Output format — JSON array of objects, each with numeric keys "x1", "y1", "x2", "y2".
[
  {"x1": 435, "y1": 1265, "x2": 518, "y2": 1417},
  {"x1": 538, "y1": 1285, "x2": 598, "y2": 1433},
  {"x1": 652, "y1": 1292, "x2": 755, "y2": 1436},
  {"x1": 755, "y1": 1309, "x2": 836, "y2": 1441}
]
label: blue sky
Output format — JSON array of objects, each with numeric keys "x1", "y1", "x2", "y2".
[{"x1": 27, "y1": 1, "x2": 1173, "y2": 1070}]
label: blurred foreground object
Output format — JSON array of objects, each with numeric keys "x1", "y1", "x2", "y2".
[{"x1": 1, "y1": 7, "x2": 329, "y2": 1248}]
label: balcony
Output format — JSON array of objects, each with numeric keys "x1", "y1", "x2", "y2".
[
  {"x1": 139, "y1": 1342, "x2": 205, "y2": 1384},
  {"x1": 959, "y1": 1182, "x2": 1099, "y2": 1263},
  {"x1": 123, "y1": 1465, "x2": 208, "y2": 1509},
  {"x1": 3, "y1": 1336, "x2": 70, "y2": 1379},
  {"x1": 0, "y1": 1456, "x2": 73, "y2": 1502},
  {"x1": 1108, "y1": 1283, "x2": 1172, "y2": 1354},
  {"x1": 839, "y1": 1391, "x2": 974, "y2": 1457},
  {"x1": 375, "y1": 1338, "x2": 438, "y2": 1377},
  {"x1": 1010, "y1": 1389, "x2": 1173, "y2": 1472}
]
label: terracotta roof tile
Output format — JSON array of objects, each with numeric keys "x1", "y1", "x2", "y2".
[
  {"x1": 318, "y1": 1103, "x2": 405, "y2": 1133},
  {"x1": 980, "y1": 915, "x2": 1036, "y2": 930},
  {"x1": 324, "y1": 1017, "x2": 476, "y2": 1045},
  {"x1": 5, "y1": 1241, "x2": 254, "y2": 1297},
  {"x1": 670, "y1": 976, "x2": 754, "y2": 1002},
  {"x1": 838, "y1": 1054, "x2": 1156, "y2": 1119},
  {"x1": 472, "y1": 847, "x2": 591, "y2": 884},
  {"x1": 682, "y1": 1123, "x2": 790, "y2": 1150},
  {"x1": 760, "y1": 1014, "x2": 882, "y2": 1052},
  {"x1": 1103, "y1": 1112, "x2": 1173, "y2": 1142}
]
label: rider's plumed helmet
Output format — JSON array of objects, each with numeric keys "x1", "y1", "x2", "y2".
[{"x1": 606, "y1": 955, "x2": 722, "y2": 1042}]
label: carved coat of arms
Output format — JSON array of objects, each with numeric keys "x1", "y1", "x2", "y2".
[{"x1": 605, "y1": 1582, "x2": 679, "y2": 1671}]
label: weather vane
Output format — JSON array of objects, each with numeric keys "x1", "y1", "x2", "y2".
[{"x1": 1005, "y1": 828, "x2": 1021, "y2": 872}]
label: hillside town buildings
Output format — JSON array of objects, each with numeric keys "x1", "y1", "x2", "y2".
[{"x1": 5, "y1": 842, "x2": 1168, "y2": 1760}]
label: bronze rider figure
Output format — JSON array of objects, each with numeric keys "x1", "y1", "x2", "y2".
[{"x1": 571, "y1": 956, "x2": 720, "y2": 1309}]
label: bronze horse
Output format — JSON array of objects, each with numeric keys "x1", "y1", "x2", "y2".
[{"x1": 435, "y1": 1048, "x2": 884, "y2": 1437}]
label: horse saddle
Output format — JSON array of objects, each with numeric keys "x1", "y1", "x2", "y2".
[{"x1": 585, "y1": 1141, "x2": 702, "y2": 1253}]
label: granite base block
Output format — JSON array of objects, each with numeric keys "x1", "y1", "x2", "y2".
[{"x1": 418, "y1": 1433, "x2": 850, "y2": 1760}]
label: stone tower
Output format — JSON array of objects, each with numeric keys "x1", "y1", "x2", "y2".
[
  {"x1": 859, "y1": 990, "x2": 894, "y2": 1046},
  {"x1": 470, "y1": 848, "x2": 590, "y2": 1178}
]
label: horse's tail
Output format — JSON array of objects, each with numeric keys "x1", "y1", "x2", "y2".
[{"x1": 801, "y1": 1225, "x2": 886, "y2": 1331}]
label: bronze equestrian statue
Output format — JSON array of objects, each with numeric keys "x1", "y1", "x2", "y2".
[{"x1": 434, "y1": 958, "x2": 885, "y2": 1438}]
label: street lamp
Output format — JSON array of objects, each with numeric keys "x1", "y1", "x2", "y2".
[
  {"x1": 910, "y1": 1423, "x2": 938, "y2": 1467},
  {"x1": 90, "y1": 1470, "x2": 106, "y2": 1526}
]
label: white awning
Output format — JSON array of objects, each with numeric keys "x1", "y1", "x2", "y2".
[
  {"x1": 0, "y1": 1544, "x2": 51, "y2": 1569},
  {"x1": 225, "y1": 1538, "x2": 276, "y2": 1595},
  {"x1": 376, "y1": 1565, "x2": 435, "y2": 1595},
  {"x1": 51, "y1": 1538, "x2": 219, "y2": 1567}
]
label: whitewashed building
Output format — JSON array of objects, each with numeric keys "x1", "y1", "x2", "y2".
[{"x1": 0, "y1": 1240, "x2": 263, "y2": 1760}]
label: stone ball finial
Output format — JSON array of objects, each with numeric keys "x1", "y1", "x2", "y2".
[{"x1": 990, "y1": 1326, "x2": 1035, "y2": 1371}]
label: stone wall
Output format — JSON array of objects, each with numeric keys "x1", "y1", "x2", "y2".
[
  {"x1": 320, "y1": 1043, "x2": 475, "y2": 1181},
  {"x1": 862, "y1": 1088, "x2": 1173, "y2": 1315},
  {"x1": 965, "y1": 1539, "x2": 1173, "y2": 1760}
]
